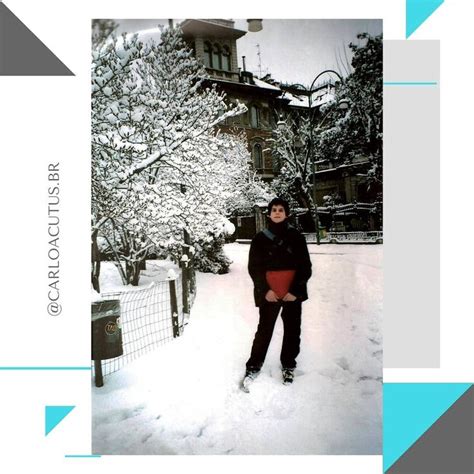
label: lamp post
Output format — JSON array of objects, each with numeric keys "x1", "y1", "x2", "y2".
[
  {"x1": 247, "y1": 19, "x2": 263, "y2": 32},
  {"x1": 280, "y1": 70, "x2": 348, "y2": 244}
]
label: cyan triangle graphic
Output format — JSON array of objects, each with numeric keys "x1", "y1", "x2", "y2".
[
  {"x1": 406, "y1": 0, "x2": 444, "y2": 38},
  {"x1": 383, "y1": 383, "x2": 472, "y2": 472},
  {"x1": 45, "y1": 406, "x2": 75, "y2": 436}
]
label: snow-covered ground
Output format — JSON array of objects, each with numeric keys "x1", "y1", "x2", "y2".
[{"x1": 92, "y1": 243, "x2": 382, "y2": 455}]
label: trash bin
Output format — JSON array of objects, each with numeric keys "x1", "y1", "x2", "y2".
[{"x1": 91, "y1": 299, "x2": 123, "y2": 361}]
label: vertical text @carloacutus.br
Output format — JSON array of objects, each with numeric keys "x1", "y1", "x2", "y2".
[{"x1": 47, "y1": 163, "x2": 62, "y2": 316}]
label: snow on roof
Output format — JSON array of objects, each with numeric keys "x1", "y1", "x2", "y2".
[
  {"x1": 284, "y1": 91, "x2": 308, "y2": 107},
  {"x1": 252, "y1": 77, "x2": 282, "y2": 92},
  {"x1": 283, "y1": 90, "x2": 336, "y2": 109},
  {"x1": 312, "y1": 92, "x2": 335, "y2": 107}
]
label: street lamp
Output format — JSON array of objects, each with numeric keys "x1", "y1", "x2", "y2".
[
  {"x1": 247, "y1": 19, "x2": 263, "y2": 32},
  {"x1": 283, "y1": 70, "x2": 347, "y2": 244},
  {"x1": 337, "y1": 98, "x2": 349, "y2": 110},
  {"x1": 276, "y1": 114, "x2": 286, "y2": 131}
]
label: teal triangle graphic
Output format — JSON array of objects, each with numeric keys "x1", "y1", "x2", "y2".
[
  {"x1": 406, "y1": 0, "x2": 444, "y2": 38},
  {"x1": 45, "y1": 406, "x2": 75, "y2": 436},
  {"x1": 383, "y1": 383, "x2": 472, "y2": 472}
]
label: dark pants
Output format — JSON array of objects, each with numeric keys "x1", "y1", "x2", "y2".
[{"x1": 246, "y1": 301, "x2": 302, "y2": 371}]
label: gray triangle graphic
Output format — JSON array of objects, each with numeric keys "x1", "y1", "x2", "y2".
[
  {"x1": 388, "y1": 385, "x2": 474, "y2": 474},
  {"x1": 0, "y1": 2, "x2": 74, "y2": 75}
]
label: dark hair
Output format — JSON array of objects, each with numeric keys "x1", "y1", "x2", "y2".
[{"x1": 267, "y1": 197, "x2": 290, "y2": 216}]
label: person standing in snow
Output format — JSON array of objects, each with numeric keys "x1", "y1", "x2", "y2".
[{"x1": 242, "y1": 197, "x2": 312, "y2": 390}]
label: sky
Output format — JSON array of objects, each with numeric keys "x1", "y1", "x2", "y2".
[{"x1": 114, "y1": 18, "x2": 382, "y2": 87}]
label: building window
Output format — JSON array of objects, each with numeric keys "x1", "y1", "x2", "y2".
[
  {"x1": 222, "y1": 46, "x2": 231, "y2": 71},
  {"x1": 261, "y1": 108, "x2": 271, "y2": 127},
  {"x1": 250, "y1": 105, "x2": 260, "y2": 128},
  {"x1": 203, "y1": 42, "x2": 212, "y2": 68},
  {"x1": 203, "y1": 42, "x2": 232, "y2": 71},
  {"x1": 212, "y1": 43, "x2": 222, "y2": 69},
  {"x1": 253, "y1": 143, "x2": 263, "y2": 169}
]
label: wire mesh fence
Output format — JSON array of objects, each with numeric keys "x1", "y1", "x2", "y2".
[
  {"x1": 303, "y1": 231, "x2": 383, "y2": 244},
  {"x1": 92, "y1": 266, "x2": 196, "y2": 379}
]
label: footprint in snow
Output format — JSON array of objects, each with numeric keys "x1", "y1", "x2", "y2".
[
  {"x1": 335, "y1": 357, "x2": 350, "y2": 371},
  {"x1": 358, "y1": 375, "x2": 383, "y2": 383},
  {"x1": 368, "y1": 337, "x2": 381, "y2": 346}
]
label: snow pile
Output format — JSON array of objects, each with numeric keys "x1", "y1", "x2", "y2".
[
  {"x1": 99, "y1": 259, "x2": 178, "y2": 294},
  {"x1": 92, "y1": 243, "x2": 382, "y2": 455}
]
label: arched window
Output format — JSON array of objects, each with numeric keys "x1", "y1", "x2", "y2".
[
  {"x1": 212, "y1": 43, "x2": 221, "y2": 69},
  {"x1": 253, "y1": 143, "x2": 263, "y2": 169},
  {"x1": 250, "y1": 105, "x2": 260, "y2": 128},
  {"x1": 222, "y1": 46, "x2": 231, "y2": 71},
  {"x1": 203, "y1": 42, "x2": 212, "y2": 68}
]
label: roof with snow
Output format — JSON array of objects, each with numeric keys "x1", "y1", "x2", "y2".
[
  {"x1": 206, "y1": 76, "x2": 283, "y2": 97},
  {"x1": 282, "y1": 89, "x2": 336, "y2": 109},
  {"x1": 252, "y1": 77, "x2": 282, "y2": 92},
  {"x1": 181, "y1": 19, "x2": 247, "y2": 39}
]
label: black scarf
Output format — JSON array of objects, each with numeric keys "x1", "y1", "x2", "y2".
[{"x1": 268, "y1": 219, "x2": 289, "y2": 237}]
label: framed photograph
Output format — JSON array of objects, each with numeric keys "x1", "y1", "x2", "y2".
[{"x1": 91, "y1": 18, "x2": 383, "y2": 456}]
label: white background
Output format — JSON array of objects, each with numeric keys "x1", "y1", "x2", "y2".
[{"x1": 0, "y1": 0, "x2": 472, "y2": 473}]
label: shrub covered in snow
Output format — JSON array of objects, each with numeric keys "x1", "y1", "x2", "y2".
[{"x1": 193, "y1": 234, "x2": 232, "y2": 274}]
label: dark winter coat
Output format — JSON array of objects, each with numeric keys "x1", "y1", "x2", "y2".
[{"x1": 248, "y1": 221, "x2": 312, "y2": 307}]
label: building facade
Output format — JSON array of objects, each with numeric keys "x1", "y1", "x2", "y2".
[
  {"x1": 181, "y1": 19, "x2": 382, "y2": 232},
  {"x1": 181, "y1": 19, "x2": 287, "y2": 181}
]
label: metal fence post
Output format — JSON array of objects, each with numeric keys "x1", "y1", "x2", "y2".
[
  {"x1": 181, "y1": 246, "x2": 190, "y2": 315},
  {"x1": 94, "y1": 359, "x2": 104, "y2": 387},
  {"x1": 169, "y1": 279, "x2": 180, "y2": 337}
]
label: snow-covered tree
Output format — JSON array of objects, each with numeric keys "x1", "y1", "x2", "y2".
[
  {"x1": 91, "y1": 24, "x2": 147, "y2": 291},
  {"x1": 317, "y1": 33, "x2": 382, "y2": 184},
  {"x1": 270, "y1": 33, "x2": 382, "y2": 232},
  {"x1": 220, "y1": 132, "x2": 272, "y2": 217},
  {"x1": 91, "y1": 25, "x2": 247, "y2": 286},
  {"x1": 270, "y1": 114, "x2": 318, "y2": 229},
  {"x1": 141, "y1": 132, "x2": 265, "y2": 274},
  {"x1": 92, "y1": 19, "x2": 118, "y2": 51}
]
